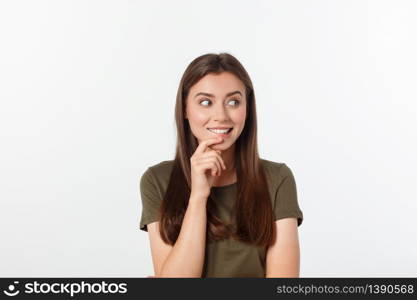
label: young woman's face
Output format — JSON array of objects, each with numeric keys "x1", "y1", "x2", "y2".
[{"x1": 185, "y1": 72, "x2": 247, "y2": 151}]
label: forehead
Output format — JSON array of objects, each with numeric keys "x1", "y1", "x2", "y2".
[{"x1": 189, "y1": 72, "x2": 245, "y2": 97}]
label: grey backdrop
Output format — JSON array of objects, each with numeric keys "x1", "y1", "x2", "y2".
[{"x1": 1, "y1": 0, "x2": 416, "y2": 277}]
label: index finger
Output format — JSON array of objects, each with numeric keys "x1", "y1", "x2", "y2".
[{"x1": 195, "y1": 137, "x2": 223, "y2": 155}]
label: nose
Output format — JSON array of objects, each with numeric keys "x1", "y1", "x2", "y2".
[{"x1": 212, "y1": 102, "x2": 229, "y2": 121}]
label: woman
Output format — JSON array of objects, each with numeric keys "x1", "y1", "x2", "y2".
[{"x1": 139, "y1": 52, "x2": 303, "y2": 278}]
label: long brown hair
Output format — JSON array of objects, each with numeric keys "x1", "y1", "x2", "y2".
[{"x1": 159, "y1": 52, "x2": 275, "y2": 247}]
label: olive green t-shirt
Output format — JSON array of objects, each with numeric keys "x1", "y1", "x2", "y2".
[{"x1": 139, "y1": 158, "x2": 303, "y2": 278}]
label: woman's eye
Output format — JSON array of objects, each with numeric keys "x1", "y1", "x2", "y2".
[
  {"x1": 199, "y1": 98, "x2": 240, "y2": 107},
  {"x1": 200, "y1": 99, "x2": 211, "y2": 106},
  {"x1": 228, "y1": 99, "x2": 240, "y2": 106}
]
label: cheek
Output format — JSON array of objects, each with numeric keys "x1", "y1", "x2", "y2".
[
  {"x1": 232, "y1": 107, "x2": 247, "y2": 126},
  {"x1": 187, "y1": 107, "x2": 208, "y2": 128}
]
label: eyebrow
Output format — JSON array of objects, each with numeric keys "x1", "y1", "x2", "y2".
[{"x1": 194, "y1": 90, "x2": 243, "y2": 99}]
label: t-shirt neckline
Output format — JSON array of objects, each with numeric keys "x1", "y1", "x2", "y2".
[{"x1": 212, "y1": 182, "x2": 237, "y2": 189}]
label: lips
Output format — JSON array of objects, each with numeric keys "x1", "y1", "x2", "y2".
[{"x1": 207, "y1": 128, "x2": 233, "y2": 134}]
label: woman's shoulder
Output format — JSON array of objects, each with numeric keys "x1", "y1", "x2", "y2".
[
  {"x1": 259, "y1": 158, "x2": 295, "y2": 182},
  {"x1": 141, "y1": 160, "x2": 175, "y2": 186}
]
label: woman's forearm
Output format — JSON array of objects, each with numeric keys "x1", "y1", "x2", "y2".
[{"x1": 158, "y1": 196, "x2": 207, "y2": 277}]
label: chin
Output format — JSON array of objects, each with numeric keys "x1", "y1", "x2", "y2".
[
  {"x1": 195, "y1": 134, "x2": 233, "y2": 150},
  {"x1": 210, "y1": 142, "x2": 231, "y2": 150}
]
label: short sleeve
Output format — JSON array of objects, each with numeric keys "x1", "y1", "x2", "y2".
[
  {"x1": 274, "y1": 164, "x2": 304, "y2": 226},
  {"x1": 139, "y1": 167, "x2": 162, "y2": 232}
]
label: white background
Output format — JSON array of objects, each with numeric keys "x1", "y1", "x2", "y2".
[{"x1": 0, "y1": 0, "x2": 416, "y2": 277}]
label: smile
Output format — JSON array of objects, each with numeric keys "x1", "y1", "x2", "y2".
[{"x1": 207, "y1": 127, "x2": 233, "y2": 137}]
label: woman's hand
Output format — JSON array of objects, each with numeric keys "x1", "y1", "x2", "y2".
[{"x1": 190, "y1": 137, "x2": 226, "y2": 200}]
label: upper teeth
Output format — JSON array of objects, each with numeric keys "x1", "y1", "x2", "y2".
[{"x1": 208, "y1": 128, "x2": 230, "y2": 134}]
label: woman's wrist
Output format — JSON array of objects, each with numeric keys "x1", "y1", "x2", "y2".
[{"x1": 189, "y1": 192, "x2": 208, "y2": 204}]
